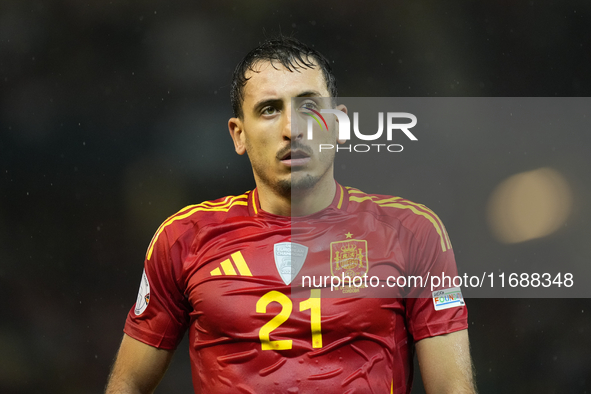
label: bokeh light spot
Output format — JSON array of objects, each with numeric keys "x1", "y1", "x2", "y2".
[{"x1": 487, "y1": 168, "x2": 572, "y2": 243}]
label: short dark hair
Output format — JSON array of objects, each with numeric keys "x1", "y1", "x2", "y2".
[{"x1": 230, "y1": 36, "x2": 337, "y2": 118}]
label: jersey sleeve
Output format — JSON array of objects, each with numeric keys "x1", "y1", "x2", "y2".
[
  {"x1": 403, "y1": 212, "x2": 468, "y2": 342},
  {"x1": 124, "y1": 226, "x2": 191, "y2": 349}
]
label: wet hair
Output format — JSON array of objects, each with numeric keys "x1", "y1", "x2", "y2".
[{"x1": 230, "y1": 35, "x2": 337, "y2": 118}]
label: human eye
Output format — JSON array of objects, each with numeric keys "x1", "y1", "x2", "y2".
[
  {"x1": 261, "y1": 106, "x2": 278, "y2": 116},
  {"x1": 301, "y1": 100, "x2": 319, "y2": 111}
]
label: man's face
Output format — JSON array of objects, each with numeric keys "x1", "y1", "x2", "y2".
[{"x1": 229, "y1": 60, "x2": 340, "y2": 196}]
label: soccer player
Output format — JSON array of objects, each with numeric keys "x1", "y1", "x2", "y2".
[{"x1": 105, "y1": 37, "x2": 477, "y2": 394}]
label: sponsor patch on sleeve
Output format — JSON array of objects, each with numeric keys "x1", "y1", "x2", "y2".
[
  {"x1": 134, "y1": 269, "x2": 150, "y2": 315},
  {"x1": 432, "y1": 287, "x2": 465, "y2": 311}
]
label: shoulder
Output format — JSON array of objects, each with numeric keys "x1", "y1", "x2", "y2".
[
  {"x1": 344, "y1": 186, "x2": 451, "y2": 251},
  {"x1": 164, "y1": 192, "x2": 251, "y2": 227},
  {"x1": 345, "y1": 186, "x2": 439, "y2": 225},
  {"x1": 145, "y1": 191, "x2": 251, "y2": 260}
]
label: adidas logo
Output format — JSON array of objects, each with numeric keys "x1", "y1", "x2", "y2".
[{"x1": 210, "y1": 251, "x2": 252, "y2": 276}]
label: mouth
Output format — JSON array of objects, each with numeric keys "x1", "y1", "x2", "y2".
[{"x1": 279, "y1": 149, "x2": 311, "y2": 167}]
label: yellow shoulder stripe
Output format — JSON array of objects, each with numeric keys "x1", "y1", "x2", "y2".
[
  {"x1": 346, "y1": 188, "x2": 451, "y2": 252},
  {"x1": 346, "y1": 187, "x2": 366, "y2": 195},
  {"x1": 349, "y1": 195, "x2": 377, "y2": 203},
  {"x1": 384, "y1": 200, "x2": 452, "y2": 250},
  {"x1": 378, "y1": 202, "x2": 450, "y2": 252},
  {"x1": 146, "y1": 194, "x2": 248, "y2": 260}
]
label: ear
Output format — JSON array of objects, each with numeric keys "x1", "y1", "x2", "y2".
[
  {"x1": 336, "y1": 104, "x2": 348, "y2": 144},
  {"x1": 228, "y1": 117, "x2": 246, "y2": 155}
]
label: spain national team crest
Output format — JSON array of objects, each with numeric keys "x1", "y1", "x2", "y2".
[
  {"x1": 330, "y1": 239, "x2": 369, "y2": 292},
  {"x1": 274, "y1": 242, "x2": 308, "y2": 285}
]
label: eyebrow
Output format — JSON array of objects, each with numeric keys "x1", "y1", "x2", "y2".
[
  {"x1": 252, "y1": 90, "x2": 324, "y2": 114},
  {"x1": 296, "y1": 90, "x2": 323, "y2": 98}
]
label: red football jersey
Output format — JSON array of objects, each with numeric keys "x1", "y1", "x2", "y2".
[{"x1": 124, "y1": 183, "x2": 468, "y2": 394}]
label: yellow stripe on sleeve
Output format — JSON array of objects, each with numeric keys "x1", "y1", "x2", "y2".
[{"x1": 210, "y1": 267, "x2": 222, "y2": 276}]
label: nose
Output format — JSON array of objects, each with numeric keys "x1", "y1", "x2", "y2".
[{"x1": 284, "y1": 103, "x2": 304, "y2": 141}]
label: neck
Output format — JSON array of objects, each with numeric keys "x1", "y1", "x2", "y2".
[{"x1": 257, "y1": 177, "x2": 337, "y2": 217}]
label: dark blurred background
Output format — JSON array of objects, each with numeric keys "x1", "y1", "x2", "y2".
[{"x1": 1, "y1": 1, "x2": 590, "y2": 393}]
